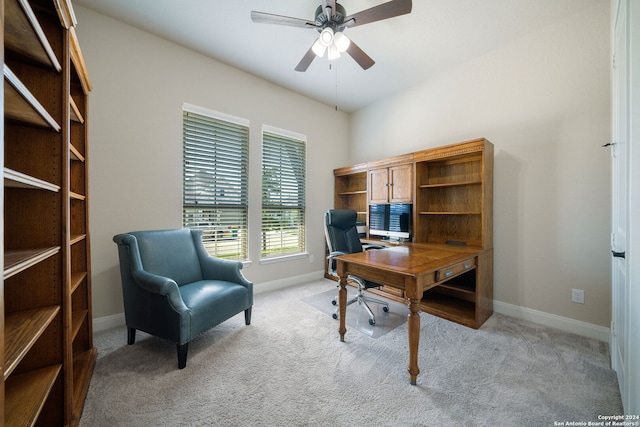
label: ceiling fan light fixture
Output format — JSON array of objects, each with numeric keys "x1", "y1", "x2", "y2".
[
  {"x1": 318, "y1": 27, "x2": 334, "y2": 47},
  {"x1": 312, "y1": 38, "x2": 327, "y2": 57},
  {"x1": 327, "y1": 44, "x2": 341, "y2": 60},
  {"x1": 333, "y1": 31, "x2": 350, "y2": 53}
]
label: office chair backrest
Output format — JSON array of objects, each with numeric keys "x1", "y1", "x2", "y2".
[{"x1": 324, "y1": 209, "x2": 364, "y2": 255}]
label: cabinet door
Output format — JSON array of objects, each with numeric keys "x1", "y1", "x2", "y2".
[
  {"x1": 389, "y1": 164, "x2": 413, "y2": 203},
  {"x1": 368, "y1": 168, "x2": 390, "y2": 204}
]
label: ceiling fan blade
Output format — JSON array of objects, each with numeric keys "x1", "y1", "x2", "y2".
[
  {"x1": 251, "y1": 11, "x2": 316, "y2": 29},
  {"x1": 345, "y1": 40, "x2": 375, "y2": 70},
  {"x1": 295, "y1": 42, "x2": 318, "y2": 72},
  {"x1": 344, "y1": 0, "x2": 412, "y2": 29}
]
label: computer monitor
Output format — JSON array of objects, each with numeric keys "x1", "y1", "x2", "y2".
[{"x1": 369, "y1": 203, "x2": 412, "y2": 240}]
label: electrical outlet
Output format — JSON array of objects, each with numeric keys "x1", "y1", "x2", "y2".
[
  {"x1": 571, "y1": 289, "x2": 585, "y2": 304},
  {"x1": 308, "y1": 254, "x2": 315, "y2": 264}
]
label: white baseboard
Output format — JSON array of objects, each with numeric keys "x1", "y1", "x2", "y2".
[
  {"x1": 92, "y1": 270, "x2": 327, "y2": 333},
  {"x1": 93, "y1": 312, "x2": 126, "y2": 333},
  {"x1": 253, "y1": 270, "x2": 326, "y2": 295},
  {"x1": 493, "y1": 300, "x2": 610, "y2": 343}
]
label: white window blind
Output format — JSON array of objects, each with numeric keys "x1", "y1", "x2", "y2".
[
  {"x1": 183, "y1": 108, "x2": 249, "y2": 260},
  {"x1": 261, "y1": 130, "x2": 306, "y2": 258}
]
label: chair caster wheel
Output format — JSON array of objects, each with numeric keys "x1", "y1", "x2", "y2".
[
  {"x1": 383, "y1": 306, "x2": 389, "y2": 312},
  {"x1": 331, "y1": 300, "x2": 337, "y2": 306},
  {"x1": 332, "y1": 313, "x2": 338, "y2": 320},
  {"x1": 369, "y1": 319, "x2": 375, "y2": 326}
]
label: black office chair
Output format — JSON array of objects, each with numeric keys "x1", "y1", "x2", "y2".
[{"x1": 324, "y1": 209, "x2": 389, "y2": 325}]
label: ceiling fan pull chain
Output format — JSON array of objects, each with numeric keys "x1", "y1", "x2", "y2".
[{"x1": 336, "y1": 71, "x2": 339, "y2": 112}]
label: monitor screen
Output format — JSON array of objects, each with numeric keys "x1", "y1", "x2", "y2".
[{"x1": 369, "y1": 203, "x2": 412, "y2": 240}]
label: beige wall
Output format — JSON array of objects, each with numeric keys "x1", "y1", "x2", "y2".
[
  {"x1": 74, "y1": 7, "x2": 349, "y2": 319},
  {"x1": 349, "y1": 2, "x2": 611, "y2": 326}
]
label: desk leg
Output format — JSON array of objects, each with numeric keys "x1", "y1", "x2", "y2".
[
  {"x1": 338, "y1": 275, "x2": 347, "y2": 342},
  {"x1": 407, "y1": 298, "x2": 421, "y2": 385}
]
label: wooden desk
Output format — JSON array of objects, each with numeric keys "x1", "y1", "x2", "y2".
[{"x1": 335, "y1": 243, "x2": 483, "y2": 385}]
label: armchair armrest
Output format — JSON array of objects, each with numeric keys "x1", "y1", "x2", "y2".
[
  {"x1": 200, "y1": 256, "x2": 252, "y2": 287},
  {"x1": 193, "y1": 238, "x2": 252, "y2": 289},
  {"x1": 114, "y1": 233, "x2": 188, "y2": 312},
  {"x1": 131, "y1": 269, "x2": 188, "y2": 312}
]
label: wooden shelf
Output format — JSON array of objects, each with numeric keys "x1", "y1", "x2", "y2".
[
  {"x1": 4, "y1": 64, "x2": 60, "y2": 130},
  {"x1": 4, "y1": 247, "x2": 60, "y2": 280},
  {"x1": 421, "y1": 293, "x2": 478, "y2": 328},
  {"x1": 4, "y1": 167, "x2": 61, "y2": 192},
  {"x1": 4, "y1": 0, "x2": 61, "y2": 70},
  {"x1": 70, "y1": 271, "x2": 87, "y2": 294},
  {"x1": 438, "y1": 282, "x2": 476, "y2": 295},
  {"x1": 70, "y1": 191, "x2": 85, "y2": 200},
  {"x1": 71, "y1": 349, "x2": 97, "y2": 420},
  {"x1": 3, "y1": 306, "x2": 60, "y2": 379},
  {"x1": 70, "y1": 234, "x2": 86, "y2": 245},
  {"x1": 338, "y1": 190, "x2": 367, "y2": 195},
  {"x1": 69, "y1": 27, "x2": 92, "y2": 94},
  {"x1": 70, "y1": 143, "x2": 85, "y2": 162},
  {"x1": 419, "y1": 180, "x2": 481, "y2": 188},
  {"x1": 70, "y1": 96, "x2": 84, "y2": 123},
  {"x1": 5, "y1": 364, "x2": 61, "y2": 427},
  {"x1": 419, "y1": 211, "x2": 481, "y2": 215},
  {"x1": 71, "y1": 309, "x2": 88, "y2": 341}
]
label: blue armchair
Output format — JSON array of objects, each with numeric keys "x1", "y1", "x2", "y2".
[{"x1": 113, "y1": 229, "x2": 253, "y2": 369}]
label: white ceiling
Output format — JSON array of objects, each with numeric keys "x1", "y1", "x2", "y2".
[{"x1": 72, "y1": 0, "x2": 597, "y2": 113}]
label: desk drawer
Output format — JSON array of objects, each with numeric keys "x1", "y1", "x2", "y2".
[{"x1": 436, "y1": 258, "x2": 476, "y2": 282}]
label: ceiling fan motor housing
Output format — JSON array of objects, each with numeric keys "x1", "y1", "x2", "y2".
[{"x1": 314, "y1": 3, "x2": 347, "y2": 32}]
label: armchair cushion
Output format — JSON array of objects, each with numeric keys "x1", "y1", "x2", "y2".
[{"x1": 134, "y1": 229, "x2": 203, "y2": 286}]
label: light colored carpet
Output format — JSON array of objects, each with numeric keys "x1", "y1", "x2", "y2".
[{"x1": 79, "y1": 279, "x2": 622, "y2": 427}]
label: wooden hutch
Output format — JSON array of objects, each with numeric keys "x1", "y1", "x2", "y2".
[
  {"x1": 332, "y1": 138, "x2": 494, "y2": 329},
  {"x1": 2, "y1": 0, "x2": 96, "y2": 424}
]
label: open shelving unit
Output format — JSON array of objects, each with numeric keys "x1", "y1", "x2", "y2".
[
  {"x1": 334, "y1": 163, "x2": 368, "y2": 225},
  {"x1": 413, "y1": 139, "x2": 493, "y2": 328},
  {"x1": 2, "y1": 0, "x2": 96, "y2": 424}
]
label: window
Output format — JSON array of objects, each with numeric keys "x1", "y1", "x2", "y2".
[
  {"x1": 183, "y1": 105, "x2": 249, "y2": 260},
  {"x1": 261, "y1": 128, "x2": 306, "y2": 258}
]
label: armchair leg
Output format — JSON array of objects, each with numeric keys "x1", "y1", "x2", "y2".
[
  {"x1": 177, "y1": 343, "x2": 189, "y2": 369},
  {"x1": 244, "y1": 307, "x2": 252, "y2": 325},
  {"x1": 127, "y1": 327, "x2": 136, "y2": 345}
]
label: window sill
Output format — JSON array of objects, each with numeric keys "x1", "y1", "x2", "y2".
[{"x1": 259, "y1": 253, "x2": 309, "y2": 265}]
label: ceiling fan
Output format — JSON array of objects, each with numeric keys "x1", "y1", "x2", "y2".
[{"x1": 251, "y1": 0, "x2": 412, "y2": 72}]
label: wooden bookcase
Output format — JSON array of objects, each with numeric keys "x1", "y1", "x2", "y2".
[
  {"x1": 332, "y1": 138, "x2": 493, "y2": 328},
  {"x1": 334, "y1": 163, "x2": 368, "y2": 226},
  {"x1": 2, "y1": 0, "x2": 96, "y2": 425}
]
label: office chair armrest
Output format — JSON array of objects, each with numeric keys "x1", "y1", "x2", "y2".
[
  {"x1": 327, "y1": 251, "x2": 347, "y2": 259},
  {"x1": 362, "y1": 244, "x2": 386, "y2": 250}
]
